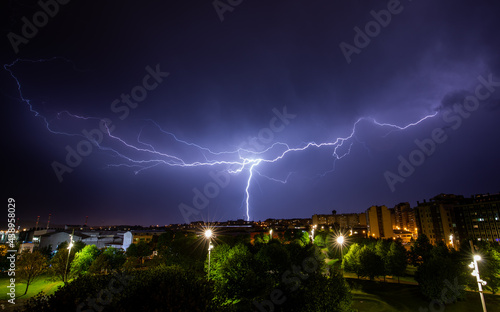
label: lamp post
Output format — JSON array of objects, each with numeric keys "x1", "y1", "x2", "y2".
[
  {"x1": 336, "y1": 234, "x2": 345, "y2": 276},
  {"x1": 469, "y1": 241, "x2": 487, "y2": 312},
  {"x1": 269, "y1": 229, "x2": 273, "y2": 241},
  {"x1": 311, "y1": 225, "x2": 316, "y2": 243},
  {"x1": 205, "y1": 230, "x2": 213, "y2": 278},
  {"x1": 64, "y1": 230, "x2": 74, "y2": 283}
]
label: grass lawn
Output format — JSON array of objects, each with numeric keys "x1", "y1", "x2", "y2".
[
  {"x1": 343, "y1": 272, "x2": 418, "y2": 285},
  {"x1": 0, "y1": 273, "x2": 64, "y2": 310},
  {"x1": 349, "y1": 279, "x2": 500, "y2": 312}
]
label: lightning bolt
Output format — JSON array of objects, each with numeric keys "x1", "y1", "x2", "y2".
[{"x1": 5, "y1": 58, "x2": 439, "y2": 221}]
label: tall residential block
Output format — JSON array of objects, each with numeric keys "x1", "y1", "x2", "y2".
[
  {"x1": 454, "y1": 193, "x2": 500, "y2": 243},
  {"x1": 414, "y1": 194, "x2": 463, "y2": 246},
  {"x1": 366, "y1": 205, "x2": 394, "y2": 239}
]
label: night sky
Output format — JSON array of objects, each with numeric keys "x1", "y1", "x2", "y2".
[{"x1": 2, "y1": 0, "x2": 500, "y2": 227}]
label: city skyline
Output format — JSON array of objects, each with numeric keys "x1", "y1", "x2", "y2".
[{"x1": 5, "y1": 191, "x2": 499, "y2": 230}]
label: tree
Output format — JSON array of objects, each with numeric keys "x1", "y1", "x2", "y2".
[
  {"x1": 358, "y1": 245, "x2": 385, "y2": 280},
  {"x1": 209, "y1": 243, "x2": 264, "y2": 305},
  {"x1": 253, "y1": 233, "x2": 270, "y2": 245},
  {"x1": 285, "y1": 271, "x2": 353, "y2": 312},
  {"x1": 126, "y1": 241, "x2": 151, "y2": 264},
  {"x1": 313, "y1": 232, "x2": 327, "y2": 248},
  {"x1": 37, "y1": 245, "x2": 54, "y2": 260},
  {"x1": 432, "y1": 240, "x2": 450, "y2": 259},
  {"x1": 415, "y1": 251, "x2": 466, "y2": 302},
  {"x1": 375, "y1": 240, "x2": 390, "y2": 280},
  {"x1": 0, "y1": 244, "x2": 9, "y2": 271},
  {"x1": 71, "y1": 245, "x2": 99, "y2": 276},
  {"x1": 156, "y1": 230, "x2": 174, "y2": 252},
  {"x1": 22, "y1": 265, "x2": 221, "y2": 312},
  {"x1": 207, "y1": 244, "x2": 231, "y2": 278},
  {"x1": 342, "y1": 243, "x2": 362, "y2": 277},
  {"x1": 296, "y1": 230, "x2": 310, "y2": 246},
  {"x1": 255, "y1": 242, "x2": 290, "y2": 284},
  {"x1": 102, "y1": 247, "x2": 126, "y2": 271},
  {"x1": 410, "y1": 234, "x2": 433, "y2": 266},
  {"x1": 386, "y1": 241, "x2": 407, "y2": 283},
  {"x1": 50, "y1": 248, "x2": 76, "y2": 283},
  {"x1": 160, "y1": 233, "x2": 205, "y2": 271},
  {"x1": 481, "y1": 245, "x2": 500, "y2": 294},
  {"x1": 17, "y1": 251, "x2": 48, "y2": 295},
  {"x1": 86, "y1": 247, "x2": 126, "y2": 274},
  {"x1": 88, "y1": 253, "x2": 110, "y2": 274},
  {"x1": 283, "y1": 229, "x2": 295, "y2": 243},
  {"x1": 375, "y1": 240, "x2": 390, "y2": 259},
  {"x1": 122, "y1": 256, "x2": 141, "y2": 272}
]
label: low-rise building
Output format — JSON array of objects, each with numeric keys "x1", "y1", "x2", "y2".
[
  {"x1": 312, "y1": 212, "x2": 364, "y2": 230},
  {"x1": 39, "y1": 231, "x2": 86, "y2": 252}
]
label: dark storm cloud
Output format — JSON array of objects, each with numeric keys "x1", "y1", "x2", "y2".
[{"x1": 439, "y1": 90, "x2": 473, "y2": 111}]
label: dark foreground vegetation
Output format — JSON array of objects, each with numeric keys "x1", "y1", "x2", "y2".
[{"x1": 1, "y1": 229, "x2": 498, "y2": 311}]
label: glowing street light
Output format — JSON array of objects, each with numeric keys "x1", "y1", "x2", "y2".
[
  {"x1": 269, "y1": 229, "x2": 273, "y2": 240},
  {"x1": 64, "y1": 230, "x2": 74, "y2": 283},
  {"x1": 469, "y1": 241, "x2": 487, "y2": 312},
  {"x1": 205, "y1": 229, "x2": 213, "y2": 239},
  {"x1": 311, "y1": 225, "x2": 317, "y2": 242},
  {"x1": 336, "y1": 234, "x2": 346, "y2": 276},
  {"x1": 205, "y1": 229, "x2": 213, "y2": 278},
  {"x1": 336, "y1": 235, "x2": 344, "y2": 245}
]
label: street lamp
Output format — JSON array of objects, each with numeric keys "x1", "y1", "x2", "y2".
[
  {"x1": 269, "y1": 229, "x2": 273, "y2": 241},
  {"x1": 469, "y1": 249, "x2": 487, "y2": 312},
  {"x1": 205, "y1": 230, "x2": 213, "y2": 278},
  {"x1": 64, "y1": 231, "x2": 74, "y2": 283},
  {"x1": 336, "y1": 234, "x2": 345, "y2": 276},
  {"x1": 336, "y1": 235, "x2": 344, "y2": 245},
  {"x1": 311, "y1": 225, "x2": 317, "y2": 243},
  {"x1": 205, "y1": 229, "x2": 212, "y2": 239}
]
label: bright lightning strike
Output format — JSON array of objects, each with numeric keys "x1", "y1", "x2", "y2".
[{"x1": 5, "y1": 58, "x2": 440, "y2": 222}]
